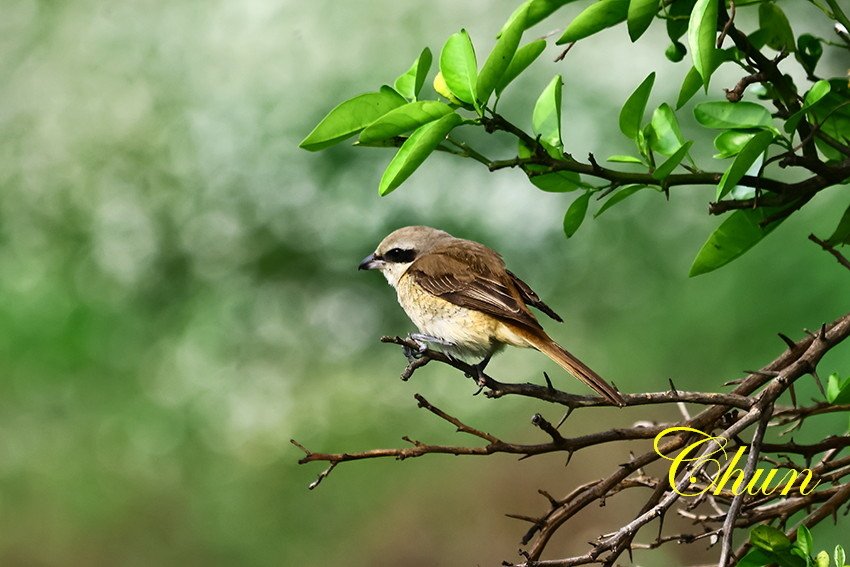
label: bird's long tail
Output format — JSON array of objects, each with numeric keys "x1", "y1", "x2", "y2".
[{"x1": 522, "y1": 330, "x2": 626, "y2": 407}]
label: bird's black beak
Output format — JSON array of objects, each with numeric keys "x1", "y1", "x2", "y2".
[{"x1": 358, "y1": 253, "x2": 384, "y2": 271}]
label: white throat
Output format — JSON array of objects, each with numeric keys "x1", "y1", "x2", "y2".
[{"x1": 380, "y1": 261, "x2": 412, "y2": 288}]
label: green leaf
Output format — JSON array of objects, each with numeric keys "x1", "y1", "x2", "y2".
[
  {"x1": 805, "y1": 80, "x2": 832, "y2": 108},
  {"x1": 557, "y1": 0, "x2": 629, "y2": 44},
  {"x1": 795, "y1": 526, "x2": 813, "y2": 557},
  {"x1": 676, "y1": 66, "x2": 704, "y2": 109},
  {"x1": 826, "y1": 203, "x2": 850, "y2": 246},
  {"x1": 780, "y1": 552, "x2": 808, "y2": 567},
  {"x1": 526, "y1": 0, "x2": 581, "y2": 26},
  {"x1": 796, "y1": 34, "x2": 823, "y2": 77},
  {"x1": 694, "y1": 101, "x2": 773, "y2": 129},
  {"x1": 738, "y1": 548, "x2": 778, "y2": 567},
  {"x1": 533, "y1": 75, "x2": 564, "y2": 150},
  {"x1": 667, "y1": 0, "x2": 696, "y2": 42},
  {"x1": 687, "y1": 0, "x2": 718, "y2": 87},
  {"x1": 836, "y1": 545, "x2": 846, "y2": 567},
  {"x1": 619, "y1": 72, "x2": 655, "y2": 140},
  {"x1": 815, "y1": 551, "x2": 830, "y2": 567},
  {"x1": 713, "y1": 129, "x2": 758, "y2": 158},
  {"x1": 759, "y1": 3, "x2": 795, "y2": 52},
  {"x1": 433, "y1": 72, "x2": 462, "y2": 105},
  {"x1": 529, "y1": 171, "x2": 583, "y2": 192},
  {"x1": 501, "y1": 0, "x2": 532, "y2": 34},
  {"x1": 827, "y1": 373, "x2": 850, "y2": 404},
  {"x1": 751, "y1": 525, "x2": 792, "y2": 553},
  {"x1": 647, "y1": 103, "x2": 685, "y2": 155},
  {"x1": 653, "y1": 140, "x2": 692, "y2": 180},
  {"x1": 689, "y1": 208, "x2": 784, "y2": 276},
  {"x1": 478, "y1": 6, "x2": 526, "y2": 105},
  {"x1": 563, "y1": 191, "x2": 591, "y2": 237},
  {"x1": 497, "y1": 0, "x2": 576, "y2": 37},
  {"x1": 666, "y1": 41, "x2": 687, "y2": 62},
  {"x1": 501, "y1": 0, "x2": 579, "y2": 35},
  {"x1": 378, "y1": 112, "x2": 462, "y2": 196},
  {"x1": 496, "y1": 39, "x2": 547, "y2": 96},
  {"x1": 519, "y1": 139, "x2": 581, "y2": 191},
  {"x1": 299, "y1": 87, "x2": 407, "y2": 151},
  {"x1": 627, "y1": 0, "x2": 658, "y2": 41},
  {"x1": 636, "y1": 128, "x2": 650, "y2": 161},
  {"x1": 359, "y1": 101, "x2": 454, "y2": 144},
  {"x1": 807, "y1": 85, "x2": 850, "y2": 160},
  {"x1": 747, "y1": 28, "x2": 771, "y2": 51},
  {"x1": 606, "y1": 154, "x2": 644, "y2": 163},
  {"x1": 439, "y1": 30, "x2": 479, "y2": 106},
  {"x1": 716, "y1": 130, "x2": 774, "y2": 199},
  {"x1": 739, "y1": 543, "x2": 806, "y2": 567},
  {"x1": 595, "y1": 184, "x2": 650, "y2": 217},
  {"x1": 394, "y1": 48, "x2": 433, "y2": 101}
]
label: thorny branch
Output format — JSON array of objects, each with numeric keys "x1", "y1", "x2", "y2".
[
  {"x1": 293, "y1": 313, "x2": 850, "y2": 565},
  {"x1": 295, "y1": 2, "x2": 850, "y2": 564}
]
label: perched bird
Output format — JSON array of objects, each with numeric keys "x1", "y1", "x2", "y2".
[{"x1": 359, "y1": 226, "x2": 625, "y2": 406}]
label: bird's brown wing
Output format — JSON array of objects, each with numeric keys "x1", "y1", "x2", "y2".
[
  {"x1": 407, "y1": 243, "x2": 544, "y2": 331},
  {"x1": 506, "y1": 270, "x2": 563, "y2": 323}
]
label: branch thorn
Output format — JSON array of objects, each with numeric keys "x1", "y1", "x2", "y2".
[
  {"x1": 668, "y1": 378, "x2": 679, "y2": 395},
  {"x1": 778, "y1": 332, "x2": 797, "y2": 350}
]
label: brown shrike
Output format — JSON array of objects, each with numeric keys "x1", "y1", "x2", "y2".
[{"x1": 359, "y1": 226, "x2": 625, "y2": 406}]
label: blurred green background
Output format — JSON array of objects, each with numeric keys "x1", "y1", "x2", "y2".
[{"x1": 1, "y1": 1, "x2": 848, "y2": 565}]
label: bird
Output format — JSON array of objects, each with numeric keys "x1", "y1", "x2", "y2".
[{"x1": 358, "y1": 225, "x2": 625, "y2": 406}]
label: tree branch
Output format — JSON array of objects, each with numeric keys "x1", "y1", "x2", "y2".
[
  {"x1": 478, "y1": 113, "x2": 850, "y2": 218},
  {"x1": 295, "y1": 313, "x2": 850, "y2": 565},
  {"x1": 809, "y1": 233, "x2": 850, "y2": 271}
]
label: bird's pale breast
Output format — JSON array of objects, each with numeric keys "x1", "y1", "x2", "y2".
[{"x1": 396, "y1": 273, "x2": 527, "y2": 359}]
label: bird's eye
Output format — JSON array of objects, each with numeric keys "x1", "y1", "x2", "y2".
[{"x1": 383, "y1": 247, "x2": 416, "y2": 263}]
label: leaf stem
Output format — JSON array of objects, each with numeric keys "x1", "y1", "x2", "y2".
[
  {"x1": 825, "y1": 0, "x2": 850, "y2": 43},
  {"x1": 445, "y1": 136, "x2": 492, "y2": 166}
]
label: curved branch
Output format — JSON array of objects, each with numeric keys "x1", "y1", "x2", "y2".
[{"x1": 295, "y1": 312, "x2": 850, "y2": 565}]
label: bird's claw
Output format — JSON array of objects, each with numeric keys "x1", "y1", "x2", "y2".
[
  {"x1": 404, "y1": 333, "x2": 460, "y2": 362},
  {"x1": 470, "y1": 358, "x2": 489, "y2": 395},
  {"x1": 402, "y1": 339, "x2": 427, "y2": 362}
]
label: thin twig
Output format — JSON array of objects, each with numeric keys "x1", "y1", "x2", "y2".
[
  {"x1": 719, "y1": 404, "x2": 772, "y2": 566},
  {"x1": 809, "y1": 233, "x2": 850, "y2": 271}
]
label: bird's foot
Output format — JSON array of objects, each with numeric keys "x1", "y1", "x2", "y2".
[
  {"x1": 403, "y1": 333, "x2": 455, "y2": 362},
  {"x1": 470, "y1": 355, "x2": 492, "y2": 395},
  {"x1": 410, "y1": 333, "x2": 455, "y2": 347},
  {"x1": 402, "y1": 340, "x2": 426, "y2": 363}
]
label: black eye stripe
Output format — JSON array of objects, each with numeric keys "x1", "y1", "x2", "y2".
[{"x1": 383, "y1": 247, "x2": 416, "y2": 263}]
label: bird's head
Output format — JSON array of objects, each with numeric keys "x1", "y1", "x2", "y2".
[{"x1": 358, "y1": 225, "x2": 451, "y2": 287}]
